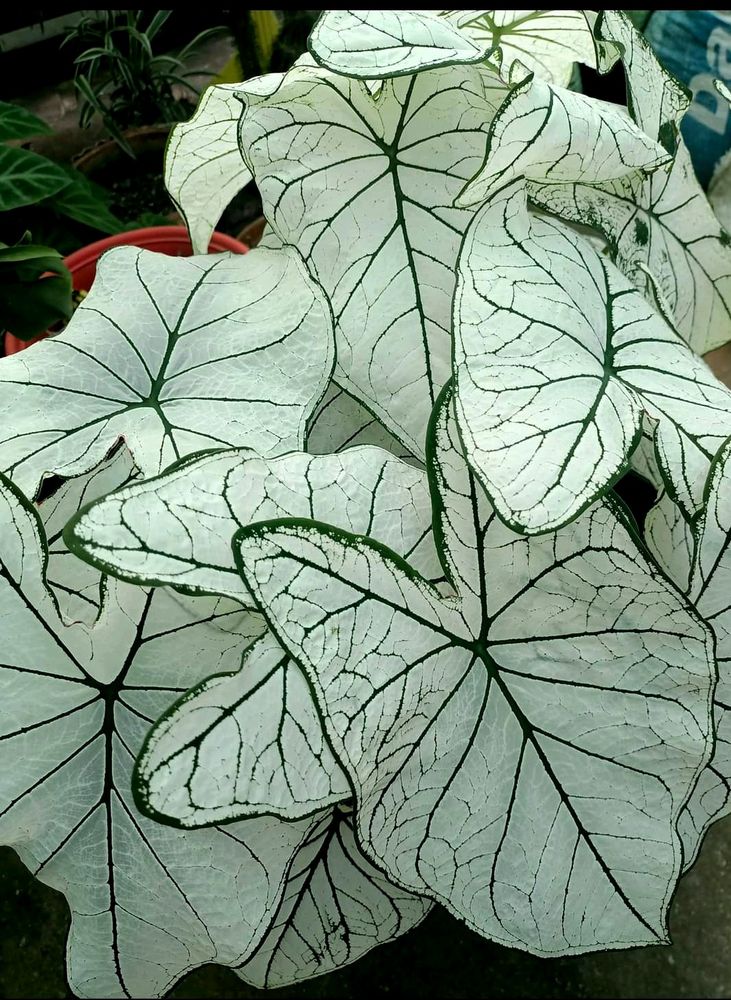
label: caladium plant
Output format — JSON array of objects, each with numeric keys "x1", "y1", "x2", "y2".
[{"x1": 4, "y1": 8, "x2": 731, "y2": 998}]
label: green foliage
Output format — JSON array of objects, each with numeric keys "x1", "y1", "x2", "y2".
[
  {"x1": 0, "y1": 100, "x2": 125, "y2": 339},
  {"x1": 0, "y1": 238, "x2": 72, "y2": 339},
  {"x1": 64, "y1": 10, "x2": 227, "y2": 154}
]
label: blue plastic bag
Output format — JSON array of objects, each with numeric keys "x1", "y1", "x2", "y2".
[{"x1": 645, "y1": 9, "x2": 731, "y2": 187}]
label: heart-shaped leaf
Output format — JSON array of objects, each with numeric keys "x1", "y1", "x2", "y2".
[
  {"x1": 453, "y1": 180, "x2": 731, "y2": 534},
  {"x1": 309, "y1": 10, "x2": 490, "y2": 79},
  {"x1": 456, "y1": 71, "x2": 669, "y2": 207},
  {"x1": 0, "y1": 472, "x2": 317, "y2": 998},
  {"x1": 237, "y1": 59, "x2": 505, "y2": 456},
  {"x1": 234, "y1": 383, "x2": 715, "y2": 956},
  {"x1": 0, "y1": 244, "x2": 334, "y2": 497},
  {"x1": 531, "y1": 12, "x2": 731, "y2": 355},
  {"x1": 67, "y1": 446, "x2": 442, "y2": 824},
  {"x1": 165, "y1": 84, "x2": 253, "y2": 254}
]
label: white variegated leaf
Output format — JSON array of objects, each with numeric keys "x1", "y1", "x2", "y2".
[
  {"x1": 67, "y1": 446, "x2": 440, "y2": 602},
  {"x1": 38, "y1": 446, "x2": 138, "y2": 625},
  {"x1": 531, "y1": 13, "x2": 731, "y2": 354},
  {"x1": 453, "y1": 180, "x2": 731, "y2": 533},
  {"x1": 0, "y1": 244, "x2": 334, "y2": 497},
  {"x1": 165, "y1": 84, "x2": 252, "y2": 254},
  {"x1": 307, "y1": 382, "x2": 416, "y2": 461},
  {"x1": 456, "y1": 10, "x2": 600, "y2": 86},
  {"x1": 239, "y1": 809, "x2": 430, "y2": 988},
  {"x1": 596, "y1": 10, "x2": 689, "y2": 152},
  {"x1": 642, "y1": 438, "x2": 731, "y2": 866},
  {"x1": 0, "y1": 473, "x2": 318, "y2": 998},
  {"x1": 308, "y1": 9, "x2": 490, "y2": 79},
  {"x1": 234, "y1": 384, "x2": 714, "y2": 956},
  {"x1": 237, "y1": 59, "x2": 506, "y2": 456},
  {"x1": 134, "y1": 631, "x2": 351, "y2": 825},
  {"x1": 68, "y1": 446, "x2": 442, "y2": 825},
  {"x1": 309, "y1": 9, "x2": 600, "y2": 88},
  {"x1": 456, "y1": 71, "x2": 669, "y2": 207}
]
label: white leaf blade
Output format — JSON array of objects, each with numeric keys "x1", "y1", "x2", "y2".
[
  {"x1": 596, "y1": 10, "x2": 689, "y2": 150},
  {"x1": 135, "y1": 632, "x2": 350, "y2": 825},
  {"x1": 0, "y1": 476, "x2": 315, "y2": 997},
  {"x1": 238, "y1": 60, "x2": 505, "y2": 455},
  {"x1": 233, "y1": 387, "x2": 715, "y2": 956},
  {"x1": 453, "y1": 180, "x2": 731, "y2": 533},
  {"x1": 165, "y1": 84, "x2": 252, "y2": 254},
  {"x1": 309, "y1": 9, "x2": 489, "y2": 79},
  {"x1": 0, "y1": 245, "x2": 334, "y2": 497},
  {"x1": 457, "y1": 73, "x2": 669, "y2": 207},
  {"x1": 240, "y1": 810, "x2": 430, "y2": 988}
]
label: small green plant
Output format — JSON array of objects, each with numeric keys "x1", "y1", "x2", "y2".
[
  {"x1": 65, "y1": 10, "x2": 226, "y2": 154},
  {"x1": 0, "y1": 100, "x2": 123, "y2": 338}
]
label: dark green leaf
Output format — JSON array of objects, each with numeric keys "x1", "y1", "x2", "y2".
[
  {"x1": 0, "y1": 253, "x2": 72, "y2": 339},
  {"x1": 0, "y1": 101, "x2": 53, "y2": 143},
  {"x1": 0, "y1": 146, "x2": 72, "y2": 213},
  {"x1": 46, "y1": 169, "x2": 126, "y2": 233}
]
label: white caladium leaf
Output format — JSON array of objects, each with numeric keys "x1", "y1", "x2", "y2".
[
  {"x1": 239, "y1": 808, "x2": 430, "y2": 988},
  {"x1": 456, "y1": 10, "x2": 601, "y2": 87},
  {"x1": 67, "y1": 446, "x2": 440, "y2": 603},
  {"x1": 307, "y1": 382, "x2": 416, "y2": 461},
  {"x1": 0, "y1": 472, "x2": 321, "y2": 998},
  {"x1": 308, "y1": 9, "x2": 490, "y2": 79},
  {"x1": 309, "y1": 10, "x2": 600, "y2": 88},
  {"x1": 238, "y1": 59, "x2": 506, "y2": 456},
  {"x1": 165, "y1": 83, "x2": 252, "y2": 254},
  {"x1": 68, "y1": 446, "x2": 442, "y2": 825},
  {"x1": 234, "y1": 384, "x2": 715, "y2": 956},
  {"x1": 134, "y1": 631, "x2": 351, "y2": 825},
  {"x1": 639, "y1": 439, "x2": 731, "y2": 866},
  {"x1": 38, "y1": 446, "x2": 138, "y2": 625},
  {"x1": 457, "y1": 72, "x2": 669, "y2": 207},
  {"x1": 453, "y1": 180, "x2": 731, "y2": 534},
  {"x1": 532, "y1": 14, "x2": 731, "y2": 355},
  {"x1": 594, "y1": 10, "x2": 689, "y2": 153},
  {"x1": 0, "y1": 244, "x2": 334, "y2": 498}
]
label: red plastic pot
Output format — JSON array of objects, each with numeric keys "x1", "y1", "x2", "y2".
[{"x1": 4, "y1": 226, "x2": 249, "y2": 356}]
